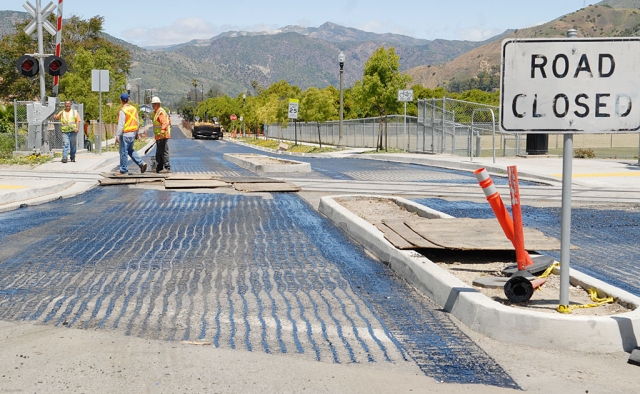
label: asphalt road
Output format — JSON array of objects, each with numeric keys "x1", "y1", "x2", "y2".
[
  {"x1": 1, "y1": 127, "x2": 639, "y2": 392},
  {"x1": 0, "y1": 128, "x2": 520, "y2": 389}
]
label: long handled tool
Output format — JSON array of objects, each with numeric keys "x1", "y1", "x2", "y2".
[{"x1": 144, "y1": 141, "x2": 156, "y2": 155}]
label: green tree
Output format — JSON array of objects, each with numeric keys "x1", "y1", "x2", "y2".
[
  {"x1": 300, "y1": 87, "x2": 337, "y2": 148},
  {"x1": 352, "y1": 47, "x2": 412, "y2": 150},
  {"x1": 0, "y1": 15, "x2": 130, "y2": 121}
]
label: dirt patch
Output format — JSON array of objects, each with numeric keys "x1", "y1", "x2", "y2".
[{"x1": 335, "y1": 196, "x2": 632, "y2": 316}]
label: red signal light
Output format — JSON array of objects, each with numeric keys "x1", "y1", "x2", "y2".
[
  {"x1": 44, "y1": 56, "x2": 67, "y2": 77},
  {"x1": 16, "y1": 55, "x2": 39, "y2": 77}
]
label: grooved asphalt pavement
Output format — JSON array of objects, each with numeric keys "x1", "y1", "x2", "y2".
[{"x1": 0, "y1": 123, "x2": 639, "y2": 392}]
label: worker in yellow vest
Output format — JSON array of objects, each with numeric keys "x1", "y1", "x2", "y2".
[
  {"x1": 151, "y1": 96, "x2": 171, "y2": 173},
  {"x1": 53, "y1": 100, "x2": 80, "y2": 163},
  {"x1": 114, "y1": 93, "x2": 147, "y2": 176}
]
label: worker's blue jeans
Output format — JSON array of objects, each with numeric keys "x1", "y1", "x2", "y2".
[
  {"x1": 118, "y1": 133, "x2": 144, "y2": 174},
  {"x1": 62, "y1": 131, "x2": 77, "y2": 159}
]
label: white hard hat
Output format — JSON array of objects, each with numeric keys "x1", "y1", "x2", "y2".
[{"x1": 151, "y1": 96, "x2": 162, "y2": 104}]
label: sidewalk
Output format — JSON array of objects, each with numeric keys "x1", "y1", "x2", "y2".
[
  {"x1": 0, "y1": 137, "x2": 154, "y2": 212},
  {"x1": 358, "y1": 152, "x2": 640, "y2": 189}
]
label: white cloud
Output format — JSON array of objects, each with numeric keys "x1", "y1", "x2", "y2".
[
  {"x1": 122, "y1": 18, "x2": 219, "y2": 47},
  {"x1": 357, "y1": 20, "x2": 416, "y2": 37},
  {"x1": 121, "y1": 19, "x2": 291, "y2": 47},
  {"x1": 458, "y1": 27, "x2": 504, "y2": 41}
]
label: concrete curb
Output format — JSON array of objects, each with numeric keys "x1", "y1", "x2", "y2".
[
  {"x1": 223, "y1": 153, "x2": 311, "y2": 173},
  {"x1": 318, "y1": 194, "x2": 640, "y2": 353},
  {"x1": 0, "y1": 180, "x2": 75, "y2": 206},
  {"x1": 355, "y1": 155, "x2": 562, "y2": 185}
]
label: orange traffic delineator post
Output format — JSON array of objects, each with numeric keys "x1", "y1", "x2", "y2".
[
  {"x1": 507, "y1": 166, "x2": 528, "y2": 271},
  {"x1": 474, "y1": 168, "x2": 533, "y2": 268}
]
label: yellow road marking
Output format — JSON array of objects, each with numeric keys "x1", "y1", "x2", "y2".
[
  {"x1": 550, "y1": 172, "x2": 640, "y2": 178},
  {"x1": 0, "y1": 185, "x2": 27, "y2": 190}
]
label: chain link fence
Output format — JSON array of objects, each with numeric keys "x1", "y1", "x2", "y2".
[
  {"x1": 268, "y1": 98, "x2": 640, "y2": 158},
  {"x1": 14, "y1": 100, "x2": 84, "y2": 153}
]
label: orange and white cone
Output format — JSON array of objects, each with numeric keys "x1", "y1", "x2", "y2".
[{"x1": 474, "y1": 168, "x2": 533, "y2": 268}]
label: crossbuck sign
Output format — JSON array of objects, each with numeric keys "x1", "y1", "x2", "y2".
[{"x1": 500, "y1": 38, "x2": 640, "y2": 133}]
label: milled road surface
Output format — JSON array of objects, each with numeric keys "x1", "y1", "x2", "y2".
[{"x1": 0, "y1": 127, "x2": 639, "y2": 393}]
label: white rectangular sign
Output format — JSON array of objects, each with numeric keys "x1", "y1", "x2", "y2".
[
  {"x1": 288, "y1": 99, "x2": 299, "y2": 119},
  {"x1": 500, "y1": 38, "x2": 640, "y2": 133},
  {"x1": 91, "y1": 70, "x2": 110, "y2": 92},
  {"x1": 398, "y1": 89, "x2": 414, "y2": 102}
]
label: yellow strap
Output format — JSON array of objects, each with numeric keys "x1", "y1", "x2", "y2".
[{"x1": 534, "y1": 262, "x2": 615, "y2": 314}]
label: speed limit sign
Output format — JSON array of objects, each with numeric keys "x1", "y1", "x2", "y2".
[{"x1": 288, "y1": 99, "x2": 299, "y2": 119}]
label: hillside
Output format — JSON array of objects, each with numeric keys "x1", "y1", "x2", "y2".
[
  {"x1": 1, "y1": 10, "x2": 496, "y2": 101},
  {"x1": 164, "y1": 22, "x2": 490, "y2": 92},
  {"x1": 406, "y1": 2, "x2": 640, "y2": 90}
]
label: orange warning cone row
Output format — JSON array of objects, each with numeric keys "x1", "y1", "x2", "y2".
[{"x1": 474, "y1": 168, "x2": 533, "y2": 269}]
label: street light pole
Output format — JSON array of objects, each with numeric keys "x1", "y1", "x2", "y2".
[
  {"x1": 192, "y1": 79, "x2": 198, "y2": 106},
  {"x1": 338, "y1": 51, "x2": 345, "y2": 149},
  {"x1": 242, "y1": 93, "x2": 246, "y2": 138}
]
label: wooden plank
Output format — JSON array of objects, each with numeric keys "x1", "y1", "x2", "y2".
[
  {"x1": 221, "y1": 177, "x2": 284, "y2": 184},
  {"x1": 234, "y1": 182, "x2": 300, "y2": 192},
  {"x1": 374, "y1": 223, "x2": 416, "y2": 250},
  {"x1": 167, "y1": 174, "x2": 222, "y2": 180},
  {"x1": 382, "y1": 219, "x2": 444, "y2": 249},
  {"x1": 404, "y1": 218, "x2": 562, "y2": 251},
  {"x1": 164, "y1": 179, "x2": 229, "y2": 189},
  {"x1": 99, "y1": 178, "x2": 162, "y2": 186},
  {"x1": 101, "y1": 172, "x2": 168, "y2": 179}
]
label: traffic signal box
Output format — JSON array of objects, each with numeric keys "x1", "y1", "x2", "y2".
[{"x1": 16, "y1": 55, "x2": 67, "y2": 77}]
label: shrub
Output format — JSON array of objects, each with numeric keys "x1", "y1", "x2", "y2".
[
  {"x1": 0, "y1": 133, "x2": 14, "y2": 159},
  {"x1": 574, "y1": 148, "x2": 595, "y2": 158}
]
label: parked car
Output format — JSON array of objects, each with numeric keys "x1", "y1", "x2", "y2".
[{"x1": 193, "y1": 118, "x2": 223, "y2": 140}]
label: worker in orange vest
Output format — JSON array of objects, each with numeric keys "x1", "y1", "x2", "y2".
[
  {"x1": 114, "y1": 93, "x2": 147, "y2": 176},
  {"x1": 151, "y1": 96, "x2": 171, "y2": 173}
]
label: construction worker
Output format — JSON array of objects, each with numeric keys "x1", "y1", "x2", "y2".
[
  {"x1": 151, "y1": 96, "x2": 171, "y2": 173},
  {"x1": 53, "y1": 100, "x2": 80, "y2": 163},
  {"x1": 114, "y1": 93, "x2": 147, "y2": 176}
]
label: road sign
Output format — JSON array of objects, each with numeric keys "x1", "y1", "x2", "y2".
[
  {"x1": 230, "y1": 114, "x2": 237, "y2": 121},
  {"x1": 23, "y1": 1, "x2": 57, "y2": 36},
  {"x1": 288, "y1": 99, "x2": 299, "y2": 119},
  {"x1": 91, "y1": 70, "x2": 109, "y2": 92},
  {"x1": 398, "y1": 90, "x2": 414, "y2": 102},
  {"x1": 500, "y1": 38, "x2": 640, "y2": 133}
]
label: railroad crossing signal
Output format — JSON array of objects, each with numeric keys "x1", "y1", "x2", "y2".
[
  {"x1": 44, "y1": 56, "x2": 67, "y2": 76},
  {"x1": 17, "y1": 55, "x2": 67, "y2": 77},
  {"x1": 16, "y1": 55, "x2": 39, "y2": 77}
]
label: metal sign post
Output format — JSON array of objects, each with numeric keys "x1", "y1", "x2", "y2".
[
  {"x1": 500, "y1": 37, "x2": 640, "y2": 311},
  {"x1": 22, "y1": 0, "x2": 58, "y2": 154},
  {"x1": 288, "y1": 99, "x2": 299, "y2": 146},
  {"x1": 398, "y1": 90, "x2": 413, "y2": 152},
  {"x1": 91, "y1": 69, "x2": 109, "y2": 154}
]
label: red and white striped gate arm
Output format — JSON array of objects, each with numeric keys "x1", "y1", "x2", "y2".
[{"x1": 53, "y1": 0, "x2": 63, "y2": 96}]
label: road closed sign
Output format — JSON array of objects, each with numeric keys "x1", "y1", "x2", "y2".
[{"x1": 500, "y1": 38, "x2": 640, "y2": 133}]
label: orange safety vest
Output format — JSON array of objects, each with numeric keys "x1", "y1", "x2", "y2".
[
  {"x1": 120, "y1": 104, "x2": 139, "y2": 133},
  {"x1": 153, "y1": 108, "x2": 171, "y2": 140}
]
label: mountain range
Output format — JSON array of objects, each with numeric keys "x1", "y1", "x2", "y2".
[{"x1": 3, "y1": 0, "x2": 640, "y2": 105}]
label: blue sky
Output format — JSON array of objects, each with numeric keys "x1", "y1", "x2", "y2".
[{"x1": 7, "y1": 0, "x2": 591, "y2": 47}]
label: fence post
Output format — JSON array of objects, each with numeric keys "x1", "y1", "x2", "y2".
[
  {"x1": 432, "y1": 101, "x2": 436, "y2": 151},
  {"x1": 441, "y1": 97, "x2": 446, "y2": 153},
  {"x1": 13, "y1": 100, "x2": 18, "y2": 151}
]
